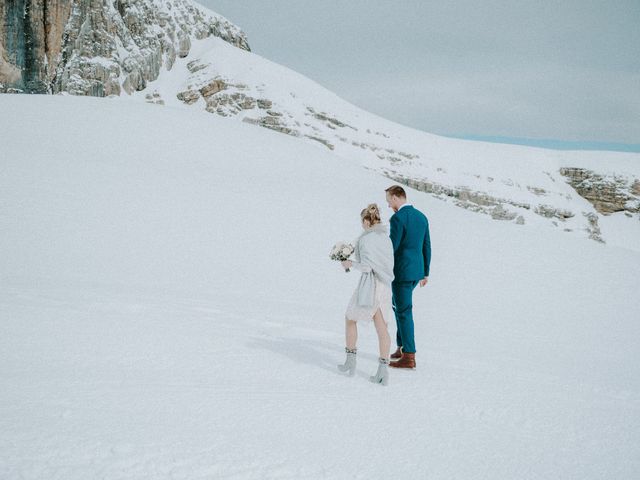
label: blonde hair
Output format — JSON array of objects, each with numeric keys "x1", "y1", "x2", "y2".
[{"x1": 361, "y1": 203, "x2": 381, "y2": 226}]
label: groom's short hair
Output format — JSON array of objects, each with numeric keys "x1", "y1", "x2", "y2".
[{"x1": 385, "y1": 185, "x2": 406, "y2": 198}]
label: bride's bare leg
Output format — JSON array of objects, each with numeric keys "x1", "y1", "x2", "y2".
[
  {"x1": 339, "y1": 318, "x2": 358, "y2": 376},
  {"x1": 345, "y1": 318, "x2": 357, "y2": 350},
  {"x1": 370, "y1": 309, "x2": 390, "y2": 385},
  {"x1": 373, "y1": 309, "x2": 390, "y2": 360}
]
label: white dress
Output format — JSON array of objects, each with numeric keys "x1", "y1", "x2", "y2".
[
  {"x1": 345, "y1": 276, "x2": 393, "y2": 324},
  {"x1": 343, "y1": 224, "x2": 395, "y2": 325}
]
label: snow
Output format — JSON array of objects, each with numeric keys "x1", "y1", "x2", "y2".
[
  {"x1": 598, "y1": 212, "x2": 640, "y2": 251},
  {"x1": 1, "y1": 95, "x2": 639, "y2": 479}
]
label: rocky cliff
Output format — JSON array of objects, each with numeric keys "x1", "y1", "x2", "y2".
[
  {"x1": 0, "y1": 0, "x2": 249, "y2": 95},
  {"x1": 559, "y1": 167, "x2": 640, "y2": 216}
]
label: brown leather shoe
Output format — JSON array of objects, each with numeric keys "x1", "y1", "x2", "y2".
[
  {"x1": 390, "y1": 352, "x2": 416, "y2": 369},
  {"x1": 390, "y1": 347, "x2": 403, "y2": 360}
]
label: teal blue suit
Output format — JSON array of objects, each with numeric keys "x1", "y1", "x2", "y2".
[{"x1": 389, "y1": 205, "x2": 431, "y2": 353}]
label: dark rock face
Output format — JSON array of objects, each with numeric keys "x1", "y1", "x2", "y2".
[
  {"x1": 0, "y1": 0, "x2": 250, "y2": 95},
  {"x1": 1, "y1": 0, "x2": 73, "y2": 93},
  {"x1": 1, "y1": 0, "x2": 58, "y2": 93}
]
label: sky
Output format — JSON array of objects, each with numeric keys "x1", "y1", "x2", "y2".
[{"x1": 201, "y1": 1, "x2": 640, "y2": 152}]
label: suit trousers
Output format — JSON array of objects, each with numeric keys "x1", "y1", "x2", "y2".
[{"x1": 392, "y1": 280, "x2": 419, "y2": 353}]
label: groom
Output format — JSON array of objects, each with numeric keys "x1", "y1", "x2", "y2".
[{"x1": 385, "y1": 185, "x2": 431, "y2": 369}]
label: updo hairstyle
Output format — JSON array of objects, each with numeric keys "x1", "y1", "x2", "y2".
[{"x1": 360, "y1": 203, "x2": 381, "y2": 227}]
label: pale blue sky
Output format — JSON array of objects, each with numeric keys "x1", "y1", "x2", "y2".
[{"x1": 200, "y1": 1, "x2": 640, "y2": 152}]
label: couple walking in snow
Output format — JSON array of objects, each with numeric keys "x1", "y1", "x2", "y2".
[{"x1": 338, "y1": 185, "x2": 432, "y2": 385}]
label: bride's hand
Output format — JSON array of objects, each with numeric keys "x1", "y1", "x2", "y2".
[{"x1": 341, "y1": 260, "x2": 352, "y2": 270}]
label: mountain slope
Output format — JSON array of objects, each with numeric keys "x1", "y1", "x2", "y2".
[
  {"x1": 130, "y1": 33, "x2": 640, "y2": 250},
  {"x1": 1, "y1": 94, "x2": 639, "y2": 479},
  {"x1": 2, "y1": 0, "x2": 638, "y2": 248}
]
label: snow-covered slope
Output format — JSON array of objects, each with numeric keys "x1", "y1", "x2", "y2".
[
  {"x1": 2, "y1": 0, "x2": 638, "y2": 246},
  {"x1": 129, "y1": 32, "x2": 640, "y2": 249},
  {"x1": 1, "y1": 95, "x2": 639, "y2": 479}
]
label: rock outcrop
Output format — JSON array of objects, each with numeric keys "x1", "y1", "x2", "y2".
[
  {"x1": 0, "y1": 0, "x2": 249, "y2": 95},
  {"x1": 560, "y1": 167, "x2": 640, "y2": 216},
  {"x1": 382, "y1": 171, "x2": 533, "y2": 219},
  {"x1": 380, "y1": 169, "x2": 623, "y2": 243}
]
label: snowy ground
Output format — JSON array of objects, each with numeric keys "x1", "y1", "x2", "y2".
[{"x1": 1, "y1": 95, "x2": 639, "y2": 479}]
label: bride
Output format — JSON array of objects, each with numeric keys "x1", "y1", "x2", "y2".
[{"x1": 338, "y1": 203, "x2": 394, "y2": 385}]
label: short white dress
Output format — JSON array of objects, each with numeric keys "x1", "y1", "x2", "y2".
[
  {"x1": 345, "y1": 276, "x2": 393, "y2": 325},
  {"x1": 343, "y1": 224, "x2": 395, "y2": 325}
]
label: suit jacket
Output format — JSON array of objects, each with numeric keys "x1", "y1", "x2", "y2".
[{"x1": 389, "y1": 205, "x2": 431, "y2": 281}]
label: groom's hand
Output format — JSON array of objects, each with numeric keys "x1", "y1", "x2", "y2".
[{"x1": 419, "y1": 277, "x2": 428, "y2": 287}]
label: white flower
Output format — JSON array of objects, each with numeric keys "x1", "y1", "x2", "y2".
[{"x1": 330, "y1": 241, "x2": 353, "y2": 261}]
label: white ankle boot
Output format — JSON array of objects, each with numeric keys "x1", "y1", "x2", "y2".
[
  {"x1": 337, "y1": 348, "x2": 357, "y2": 376},
  {"x1": 369, "y1": 358, "x2": 389, "y2": 386}
]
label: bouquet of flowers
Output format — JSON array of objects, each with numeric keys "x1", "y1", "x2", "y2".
[{"x1": 330, "y1": 242, "x2": 355, "y2": 272}]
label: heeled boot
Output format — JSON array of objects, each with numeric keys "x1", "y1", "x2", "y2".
[
  {"x1": 369, "y1": 357, "x2": 389, "y2": 386},
  {"x1": 337, "y1": 347, "x2": 357, "y2": 376}
]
